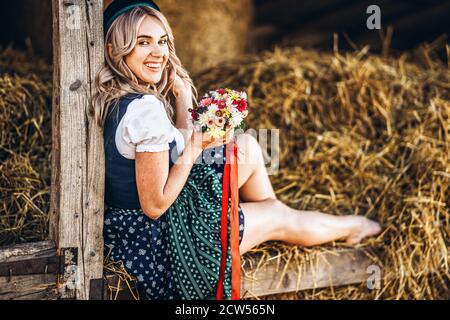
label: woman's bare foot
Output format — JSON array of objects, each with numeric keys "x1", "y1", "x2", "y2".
[{"x1": 344, "y1": 216, "x2": 382, "y2": 245}]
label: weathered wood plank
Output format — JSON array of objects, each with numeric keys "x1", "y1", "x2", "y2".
[
  {"x1": 0, "y1": 274, "x2": 58, "y2": 300},
  {"x1": 50, "y1": 0, "x2": 105, "y2": 300},
  {"x1": 0, "y1": 241, "x2": 55, "y2": 263},
  {"x1": 240, "y1": 248, "x2": 375, "y2": 298},
  {"x1": 0, "y1": 241, "x2": 59, "y2": 300}
]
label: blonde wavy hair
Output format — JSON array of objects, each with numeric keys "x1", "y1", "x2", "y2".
[{"x1": 92, "y1": 6, "x2": 197, "y2": 127}]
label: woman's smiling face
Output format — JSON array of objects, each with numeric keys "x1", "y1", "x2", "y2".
[{"x1": 124, "y1": 15, "x2": 170, "y2": 85}]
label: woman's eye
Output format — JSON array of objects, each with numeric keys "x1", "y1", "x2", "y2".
[
  {"x1": 160, "y1": 39, "x2": 168, "y2": 45},
  {"x1": 139, "y1": 41, "x2": 150, "y2": 46}
]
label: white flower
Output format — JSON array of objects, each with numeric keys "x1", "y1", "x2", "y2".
[
  {"x1": 128, "y1": 227, "x2": 135, "y2": 233},
  {"x1": 137, "y1": 275, "x2": 144, "y2": 282},
  {"x1": 208, "y1": 103, "x2": 218, "y2": 113},
  {"x1": 225, "y1": 98, "x2": 233, "y2": 109},
  {"x1": 198, "y1": 113, "x2": 209, "y2": 126},
  {"x1": 138, "y1": 249, "x2": 146, "y2": 255},
  {"x1": 126, "y1": 261, "x2": 133, "y2": 268},
  {"x1": 227, "y1": 104, "x2": 239, "y2": 115},
  {"x1": 211, "y1": 91, "x2": 220, "y2": 99},
  {"x1": 232, "y1": 113, "x2": 244, "y2": 126}
]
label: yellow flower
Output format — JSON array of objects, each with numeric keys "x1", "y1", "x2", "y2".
[
  {"x1": 221, "y1": 109, "x2": 231, "y2": 117},
  {"x1": 228, "y1": 92, "x2": 239, "y2": 100},
  {"x1": 208, "y1": 126, "x2": 225, "y2": 139}
]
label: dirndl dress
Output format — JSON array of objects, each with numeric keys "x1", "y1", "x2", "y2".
[{"x1": 104, "y1": 137, "x2": 245, "y2": 300}]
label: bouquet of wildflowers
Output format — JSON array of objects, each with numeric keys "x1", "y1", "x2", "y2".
[{"x1": 189, "y1": 88, "x2": 249, "y2": 138}]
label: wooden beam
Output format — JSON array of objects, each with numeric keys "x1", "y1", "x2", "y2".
[
  {"x1": 50, "y1": 0, "x2": 105, "y2": 300},
  {"x1": 0, "y1": 274, "x2": 58, "y2": 300},
  {"x1": 0, "y1": 241, "x2": 57, "y2": 279},
  {"x1": 0, "y1": 241, "x2": 59, "y2": 300},
  {"x1": 0, "y1": 241, "x2": 55, "y2": 263},
  {"x1": 241, "y1": 248, "x2": 375, "y2": 298}
]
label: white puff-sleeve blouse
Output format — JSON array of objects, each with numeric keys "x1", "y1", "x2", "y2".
[{"x1": 115, "y1": 95, "x2": 185, "y2": 159}]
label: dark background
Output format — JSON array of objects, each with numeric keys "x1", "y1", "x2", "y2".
[{"x1": 1, "y1": 0, "x2": 449, "y2": 63}]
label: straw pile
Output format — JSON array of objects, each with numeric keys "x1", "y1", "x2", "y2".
[
  {"x1": 193, "y1": 43, "x2": 449, "y2": 299},
  {"x1": 1, "y1": 41, "x2": 448, "y2": 299},
  {"x1": 157, "y1": 0, "x2": 252, "y2": 73},
  {"x1": 0, "y1": 47, "x2": 52, "y2": 246}
]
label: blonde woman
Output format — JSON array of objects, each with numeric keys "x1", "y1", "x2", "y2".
[{"x1": 93, "y1": 0, "x2": 381, "y2": 300}]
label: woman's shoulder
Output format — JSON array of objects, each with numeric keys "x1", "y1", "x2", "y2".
[
  {"x1": 116, "y1": 93, "x2": 175, "y2": 153},
  {"x1": 124, "y1": 94, "x2": 167, "y2": 120},
  {"x1": 107, "y1": 93, "x2": 162, "y2": 120},
  {"x1": 120, "y1": 93, "x2": 161, "y2": 106}
]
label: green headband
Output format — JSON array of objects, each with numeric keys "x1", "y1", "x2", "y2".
[{"x1": 104, "y1": 1, "x2": 161, "y2": 34}]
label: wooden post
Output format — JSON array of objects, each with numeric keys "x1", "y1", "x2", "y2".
[{"x1": 50, "y1": 0, "x2": 105, "y2": 300}]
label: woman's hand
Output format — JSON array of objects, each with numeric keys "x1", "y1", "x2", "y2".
[
  {"x1": 172, "y1": 73, "x2": 191, "y2": 99},
  {"x1": 191, "y1": 124, "x2": 234, "y2": 152}
]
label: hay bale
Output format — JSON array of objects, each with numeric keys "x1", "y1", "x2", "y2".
[
  {"x1": 193, "y1": 45, "x2": 449, "y2": 299},
  {"x1": 157, "y1": 0, "x2": 252, "y2": 73}
]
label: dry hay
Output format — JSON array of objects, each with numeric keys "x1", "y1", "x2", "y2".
[
  {"x1": 0, "y1": 47, "x2": 52, "y2": 245},
  {"x1": 193, "y1": 43, "x2": 449, "y2": 299},
  {"x1": 103, "y1": 247, "x2": 140, "y2": 300},
  {"x1": 156, "y1": 0, "x2": 252, "y2": 73},
  {"x1": 0, "y1": 40, "x2": 449, "y2": 299}
]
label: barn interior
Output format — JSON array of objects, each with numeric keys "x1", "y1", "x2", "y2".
[{"x1": 0, "y1": 0, "x2": 449, "y2": 300}]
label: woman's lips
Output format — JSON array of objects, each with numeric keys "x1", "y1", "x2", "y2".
[{"x1": 144, "y1": 63, "x2": 162, "y2": 72}]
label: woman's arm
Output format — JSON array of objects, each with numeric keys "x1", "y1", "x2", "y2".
[
  {"x1": 173, "y1": 75, "x2": 194, "y2": 145},
  {"x1": 135, "y1": 136, "x2": 202, "y2": 220},
  {"x1": 136, "y1": 127, "x2": 234, "y2": 220},
  {"x1": 175, "y1": 89, "x2": 192, "y2": 130}
]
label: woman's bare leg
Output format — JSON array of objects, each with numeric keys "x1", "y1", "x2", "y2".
[
  {"x1": 239, "y1": 200, "x2": 381, "y2": 255},
  {"x1": 235, "y1": 133, "x2": 277, "y2": 202},
  {"x1": 234, "y1": 133, "x2": 382, "y2": 255}
]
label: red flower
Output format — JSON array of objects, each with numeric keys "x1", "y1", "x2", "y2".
[
  {"x1": 218, "y1": 100, "x2": 227, "y2": 109},
  {"x1": 218, "y1": 88, "x2": 226, "y2": 95},
  {"x1": 236, "y1": 99, "x2": 247, "y2": 112}
]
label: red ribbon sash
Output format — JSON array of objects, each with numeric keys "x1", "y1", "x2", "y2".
[{"x1": 216, "y1": 143, "x2": 241, "y2": 300}]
